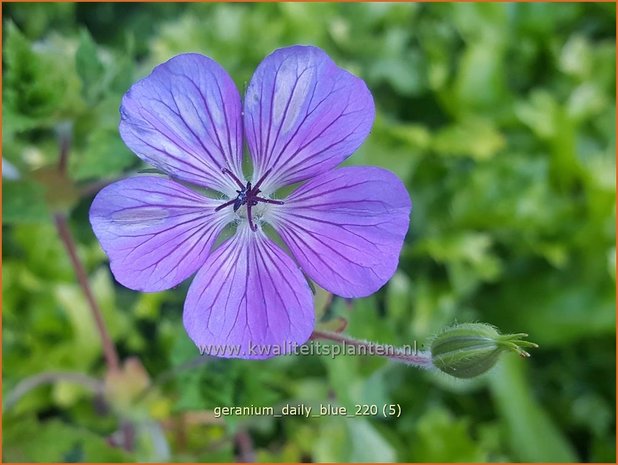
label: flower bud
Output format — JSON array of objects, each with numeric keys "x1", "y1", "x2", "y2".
[{"x1": 430, "y1": 323, "x2": 538, "y2": 379}]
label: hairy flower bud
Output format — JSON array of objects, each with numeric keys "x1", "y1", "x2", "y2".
[{"x1": 430, "y1": 323, "x2": 538, "y2": 379}]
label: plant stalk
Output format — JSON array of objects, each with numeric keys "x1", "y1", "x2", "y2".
[
  {"x1": 311, "y1": 329, "x2": 433, "y2": 368},
  {"x1": 54, "y1": 212, "x2": 120, "y2": 372}
]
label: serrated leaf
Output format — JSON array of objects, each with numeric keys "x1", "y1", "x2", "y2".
[
  {"x1": 3, "y1": 22, "x2": 71, "y2": 124},
  {"x1": 75, "y1": 29, "x2": 105, "y2": 104}
]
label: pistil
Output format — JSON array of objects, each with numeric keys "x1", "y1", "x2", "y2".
[{"x1": 216, "y1": 168, "x2": 284, "y2": 231}]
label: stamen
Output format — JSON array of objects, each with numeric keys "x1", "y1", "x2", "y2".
[
  {"x1": 252, "y1": 168, "x2": 273, "y2": 191},
  {"x1": 247, "y1": 203, "x2": 258, "y2": 232},
  {"x1": 215, "y1": 198, "x2": 237, "y2": 212},
  {"x1": 222, "y1": 168, "x2": 246, "y2": 190},
  {"x1": 215, "y1": 167, "x2": 283, "y2": 232}
]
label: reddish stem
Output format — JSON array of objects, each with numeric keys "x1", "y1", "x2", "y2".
[
  {"x1": 311, "y1": 329, "x2": 432, "y2": 368},
  {"x1": 235, "y1": 429, "x2": 255, "y2": 463},
  {"x1": 54, "y1": 213, "x2": 120, "y2": 372}
]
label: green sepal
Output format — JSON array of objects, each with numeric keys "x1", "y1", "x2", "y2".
[{"x1": 430, "y1": 323, "x2": 538, "y2": 379}]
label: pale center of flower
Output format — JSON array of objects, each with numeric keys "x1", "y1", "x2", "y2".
[
  {"x1": 215, "y1": 168, "x2": 283, "y2": 231},
  {"x1": 235, "y1": 200, "x2": 271, "y2": 220}
]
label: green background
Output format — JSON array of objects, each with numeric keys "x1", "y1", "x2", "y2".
[{"x1": 3, "y1": 2, "x2": 615, "y2": 462}]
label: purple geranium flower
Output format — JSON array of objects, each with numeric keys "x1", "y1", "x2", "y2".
[{"x1": 90, "y1": 46, "x2": 411, "y2": 358}]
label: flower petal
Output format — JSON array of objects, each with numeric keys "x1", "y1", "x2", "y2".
[
  {"x1": 90, "y1": 176, "x2": 231, "y2": 292},
  {"x1": 120, "y1": 53, "x2": 243, "y2": 196},
  {"x1": 183, "y1": 224, "x2": 314, "y2": 359},
  {"x1": 244, "y1": 46, "x2": 375, "y2": 193},
  {"x1": 268, "y1": 166, "x2": 411, "y2": 298}
]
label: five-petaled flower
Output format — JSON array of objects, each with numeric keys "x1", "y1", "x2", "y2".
[{"x1": 90, "y1": 46, "x2": 411, "y2": 358}]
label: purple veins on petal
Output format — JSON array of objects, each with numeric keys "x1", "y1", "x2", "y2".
[
  {"x1": 183, "y1": 223, "x2": 314, "y2": 359},
  {"x1": 243, "y1": 45, "x2": 375, "y2": 194},
  {"x1": 90, "y1": 176, "x2": 233, "y2": 292},
  {"x1": 90, "y1": 45, "x2": 413, "y2": 359},
  {"x1": 267, "y1": 166, "x2": 411, "y2": 298},
  {"x1": 119, "y1": 53, "x2": 244, "y2": 196}
]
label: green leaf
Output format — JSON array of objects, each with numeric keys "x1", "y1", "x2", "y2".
[
  {"x1": 348, "y1": 419, "x2": 397, "y2": 462},
  {"x1": 11, "y1": 222, "x2": 73, "y2": 280},
  {"x1": 75, "y1": 29, "x2": 105, "y2": 104},
  {"x1": 411, "y1": 408, "x2": 487, "y2": 462},
  {"x1": 431, "y1": 118, "x2": 506, "y2": 160},
  {"x1": 3, "y1": 22, "x2": 81, "y2": 129},
  {"x1": 2, "y1": 180, "x2": 49, "y2": 224},
  {"x1": 482, "y1": 270, "x2": 615, "y2": 347},
  {"x1": 314, "y1": 418, "x2": 396, "y2": 462},
  {"x1": 489, "y1": 356, "x2": 577, "y2": 461},
  {"x1": 4, "y1": 22, "x2": 59, "y2": 118},
  {"x1": 72, "y1": 97, "x2": 137, "y2": 180},
  {"x1": 3, "y1": 417, "x2": 130, "y2": 462},
  {"x1": 73, "y1": 127, "x2": 136, "y2": 180}
]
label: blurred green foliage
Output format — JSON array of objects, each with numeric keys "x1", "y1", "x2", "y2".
[{"x1": 2, "y1": 3, "x2": 615, "y2": 462}]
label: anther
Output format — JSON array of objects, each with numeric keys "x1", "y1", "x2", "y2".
[{"x1": 215, "y1": 167, "x2": 283, "y2": 231}]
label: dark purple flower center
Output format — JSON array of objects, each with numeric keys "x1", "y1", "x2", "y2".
[{"x1": 215, "y1": 168, "x2": 284, "y2": 231}]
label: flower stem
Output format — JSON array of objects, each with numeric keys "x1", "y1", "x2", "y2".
[
  {"x1": 54, "y1": 212, "x2": 120, "y2": 372},
  {"x1": 311, "y1": 329, "x2": 433, "y2": 368},
  {"x1": 234, "y1": 429, "x2": 256, "y2": 463}
]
